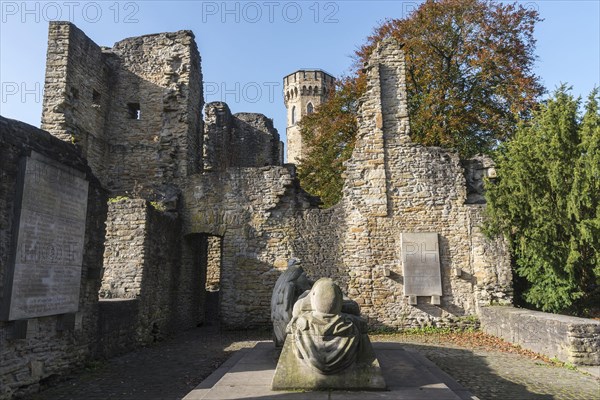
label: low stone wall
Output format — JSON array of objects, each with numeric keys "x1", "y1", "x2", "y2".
[
  {"x1": 97, "y1": 299, "x2": 140, "y2": 358},
  {"x1": 480, "y1": 306, "x2": 600, "y2": 366}
]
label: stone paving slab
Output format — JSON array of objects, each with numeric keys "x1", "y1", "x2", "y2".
[{"x1": 183, "y1": 342, "x2": 475, "y2": 400}]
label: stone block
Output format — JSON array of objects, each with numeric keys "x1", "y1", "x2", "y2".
[
  {"x1": 271, "y1": 334, "x2": 386, "y2": 391},
  {"x1": 29, "y1": 361, "x2": 44, "y2": 378}
]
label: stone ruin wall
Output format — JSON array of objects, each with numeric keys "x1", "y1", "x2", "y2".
[
  {"x1": 37, "y1": 21, "x2": 290, "y2": 334},
  {"x1": 1, "y1": 23, "x2": 513, "y2": 398},
  {"x1": 183, "y1": 38, "x2": 512, "y2": 330},
  {"x1": 98, "y1": 198, "x2": 193, "y2": 349},
  {"x1": 105, "y1": 30, "x2": 203, "y2": 200},
  {"x1": 0, "y1": 24, "x2": 212, "y2": 398},
  {"x1": 41, "y1": 22, "x2": 203, "y2": 202},
  {"x1": 203, "y1": 101, "x2": 283, "y2": 171},
  {"x1": 38, "y1": 19, "x2": 207, "y2": 336},
  {"x1": 182, "y1": 166, "x2": 318, "y2": 328},
  {"x1": 10, "y1": 24, "x2": 511, "y2": 336},
  {"x1": 41, "y1": 22, "x2": 112, "y2": 181},
  {"x1": 100, "y1": 200, "x2": 147, "y2": 300},
  {"x1": 332, "y1": 38, "x2": 511, "y2": 327},
  {"x1": 0, "y1": 117, "x2": 108, "y2": 399},
  {"x1": 35, "y1": 21, "x2": 508, "y2": 334}
]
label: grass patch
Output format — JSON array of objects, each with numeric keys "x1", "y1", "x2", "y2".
[
  {"x1": 150, "y1": 201, "x2": 166, "y2": 212},
  {"x1": 108, "y1": 196, "x2": 130, "y2": 203},
  {"x1": 83, "y1": 359, "x2": 106, "y2": 373}
]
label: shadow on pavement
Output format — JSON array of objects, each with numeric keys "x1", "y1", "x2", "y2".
[
  {"x1": 25, "y1": 326, "x2": 271, "y2": 400},
  {"x1": 401, "y1": 343, "x2": 555, "y2": 400}
]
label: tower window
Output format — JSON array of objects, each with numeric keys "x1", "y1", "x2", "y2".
[
  {"x1": 92, "y1": 90, "x2": 101, "y2": 105},
  {"x1": 291, "y1": 106, "x2": 296, "y2": 125},
  {"x1": 307, "y1": 103, "x2": 314, "y2": 114},
  {"x1": 128, "y1": 103, "x2": 141, "y2": 120}
]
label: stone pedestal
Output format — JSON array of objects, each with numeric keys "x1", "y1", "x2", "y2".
[{"x1": 271, "y1": 333, "x2": 386, "y2": 390}]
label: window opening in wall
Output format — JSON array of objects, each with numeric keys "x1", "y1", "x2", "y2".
[
  {"x1": 127, "y1": 103, "x2": 141, "y2": 120},
  {"x1": 204, "y1": 235, "x2": 222, "y2": 326},
  {"x1": 92, "y1": 90, "x2": 101, "y2": 106},
  {"x1": 69, "y1": 87, "x2": 79, "y2": 100},
  {"x1": 291, "y1": 106, "x2": 296, "y2": 125},
  {"x1": 307, "y1": 103, "x2": 314, "y2": 114}
]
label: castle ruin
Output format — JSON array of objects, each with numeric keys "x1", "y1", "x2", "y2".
[{"x1": 0, "y1": 22, "x2": 512, "y2": 398}]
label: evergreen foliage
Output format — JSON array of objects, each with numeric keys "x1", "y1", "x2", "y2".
[{"x1": 485, "y1": 87, "x2": 600, "y2": 315}]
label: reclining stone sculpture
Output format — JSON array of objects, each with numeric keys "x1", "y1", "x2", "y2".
[{"x1": 272, "y1": 277, "x2": 385, "y2": 390}]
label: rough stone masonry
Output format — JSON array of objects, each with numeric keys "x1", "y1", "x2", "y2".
[
  {"x1": 183, "y1": 37, "x2": 513, "y2": 329},
  {"x1": 1, "y1": 23, "x2": 514, "y2": 398}
]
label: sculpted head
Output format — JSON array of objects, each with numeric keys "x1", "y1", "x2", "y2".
[{"x1": 310, "y1": 278, "x2": 343, "y2": 315}]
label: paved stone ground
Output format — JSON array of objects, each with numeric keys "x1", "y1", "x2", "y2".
[
  {"x1": 372, "y1": 335, "x2": 600, "y2": 400},
  {"x1": 25, "y1": 327, "x2": 599, "y2": 400}
]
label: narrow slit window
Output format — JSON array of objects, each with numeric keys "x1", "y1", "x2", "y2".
[
  {"x1": 128, "y1": 103, "x2": 141, "y2": 120},
  {"x1": 92, "y1": 90, "x2": 101, "y2": 105}
]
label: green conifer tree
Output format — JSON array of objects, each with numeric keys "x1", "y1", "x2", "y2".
[{"x1": 486, "y1": 87, "x2": 600, "y2": 314}]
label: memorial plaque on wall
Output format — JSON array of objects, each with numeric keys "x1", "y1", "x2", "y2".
[
  {"x1": 1, "y1": 152, "x2": 89, "y2": 321},
  {"x1": 401, "y1": 233, "x2": 442, "y2": 296}
]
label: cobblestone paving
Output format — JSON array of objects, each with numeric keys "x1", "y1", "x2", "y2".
[
  {"x1": 25, "y1": 328, "x2": 599, "y2": 400},
  {"x1": 373, "y1": 335, "x2": 600, "y2": 400}
]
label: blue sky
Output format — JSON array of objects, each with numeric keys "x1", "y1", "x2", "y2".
[{"x1": 1, "y1": 0, "x2": 599, "y2": 149}]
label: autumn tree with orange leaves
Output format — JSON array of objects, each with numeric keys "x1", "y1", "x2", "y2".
[{"x1": 298, "y1": 0, "x2": 543, "y2": 207}]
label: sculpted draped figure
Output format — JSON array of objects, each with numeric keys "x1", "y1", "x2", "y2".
[
  {"x1": 271, "y1": 275, "x2": 385, "y2": 390},
  {"x1": 288, "y1": 277, "x2": 367, "y2": 374},
  {"x1": 270, "y1": 259, "x2": 312, "y2": 347}
]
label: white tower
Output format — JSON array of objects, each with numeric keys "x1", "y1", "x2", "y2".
[{"x1": 283, "y1": 69, "x2": 336, "y2": 164}]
